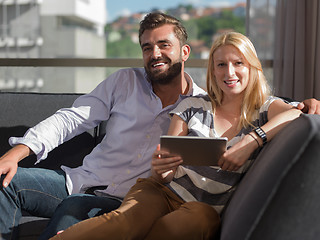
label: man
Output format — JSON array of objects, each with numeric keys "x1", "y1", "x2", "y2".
[
  {"x1": 0, "y1": 12, "x2": 319, "y2": 240},
  {"x1": 0, "y1": 13, "x2": 205, "y2": 240}
]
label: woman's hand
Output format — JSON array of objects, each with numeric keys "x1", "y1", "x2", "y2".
[
  {"x1": 217, "y1": 134, "x2": 257, "y2": 172},
  {"x1": 151, "y1": 144, "x2": 183, "y2": 183}
]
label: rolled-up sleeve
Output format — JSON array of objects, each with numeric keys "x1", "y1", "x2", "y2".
[{"x1": 9, "y1": 71, "x2": 119, "y2": 163}]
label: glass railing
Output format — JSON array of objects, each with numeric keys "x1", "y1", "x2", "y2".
[{"x1": 0, "y1": 58, "x2": 273, "y2": 93}]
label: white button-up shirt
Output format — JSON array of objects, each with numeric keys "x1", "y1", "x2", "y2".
[{"x1": 10, "y1": 68, "x2": 206, "y2": 198}]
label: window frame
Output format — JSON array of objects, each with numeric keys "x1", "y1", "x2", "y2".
[{"x1": 0, "y1": 58, "x2": 272, "y2": 68}]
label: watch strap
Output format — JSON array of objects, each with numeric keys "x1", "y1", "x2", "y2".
[{"x1": 254, "y1": 127, "x2": 267, "y2": 146}]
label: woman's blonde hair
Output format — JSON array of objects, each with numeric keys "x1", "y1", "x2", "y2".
[{"x1": 206, "y1": 32, "x2": 271, "y2": 128}]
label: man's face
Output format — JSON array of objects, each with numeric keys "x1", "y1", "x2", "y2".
[{"x1": 140, "y1": 25, "x2": 183, "y2": 85}]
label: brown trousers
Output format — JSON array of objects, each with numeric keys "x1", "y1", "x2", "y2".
[{"x1": 51, "y1": 177, "x2": 220, "y2": 240}]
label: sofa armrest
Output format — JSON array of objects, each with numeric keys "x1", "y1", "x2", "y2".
[{"x1": 221, "y1": 114, "x2": 320, "y2": 240}]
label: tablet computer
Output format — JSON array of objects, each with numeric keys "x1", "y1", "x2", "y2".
[{"x1": 160, "y1": 135, "x2": 228, "y2": 166}]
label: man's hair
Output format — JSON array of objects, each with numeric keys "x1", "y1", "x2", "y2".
[{"x1": 139, "y1": 12, "x2": 188, "y2": 46}]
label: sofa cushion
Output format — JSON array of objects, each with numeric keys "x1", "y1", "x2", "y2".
[
  {"x1": 221, "y1": 114, "x2": 320, "y2": 240},
  {"x1": 18, "y1": 214, "x2": 50, "y2": 240}
]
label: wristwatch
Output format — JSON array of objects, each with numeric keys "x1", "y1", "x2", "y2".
[{"x1": 254, "y1": 127, "x2": 267, "y2": 146}]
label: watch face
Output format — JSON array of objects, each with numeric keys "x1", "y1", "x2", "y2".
[{"x1": 254, "y1": 127, "x2": 267, "y2": 145}]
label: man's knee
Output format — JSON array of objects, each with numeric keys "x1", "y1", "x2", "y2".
[{"x1": 0, "y1": 167, "x2": 28, "y2": 195}]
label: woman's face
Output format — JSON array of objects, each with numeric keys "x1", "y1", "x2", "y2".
[{"x1": 213, "y1": 44, "x2": 250, "y2": 101}]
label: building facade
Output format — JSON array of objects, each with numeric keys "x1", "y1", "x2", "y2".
[{"x1": 0, "y1": 0, "x2": 107, "y2": 93}]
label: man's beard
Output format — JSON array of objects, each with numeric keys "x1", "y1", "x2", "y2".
[{"x1": 145, "y1": 58, "x2": 182, "y2": 85}]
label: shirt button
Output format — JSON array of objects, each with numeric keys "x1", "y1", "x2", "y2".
[
  {"x1": 138, "y1": 154, "x2": 141, "y2": 158},
  {"x1": 146, "y1": 135, "x2": 150, "y2": 139},
  {"x1": 127, "y1": 170, "x2": 131, "y2": 174},
  {"x1": 111, "y1": 183, "x2": 115, "y2": 187}
]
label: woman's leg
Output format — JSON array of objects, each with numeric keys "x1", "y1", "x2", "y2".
[
  {"x1": 145, "y1": 201, "x2": 221, "y2": 240},
  {"x1": 50, "y1": 178, "x2": 184, "y2": 240}
]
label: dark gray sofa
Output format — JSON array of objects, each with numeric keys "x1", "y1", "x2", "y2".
[
  {"x1": 221, "y1": 113, "x2": 320, "y2": 240},
  {"x1": 0, "y1": 92, "x2": 101, "y2": 240},
  {"x1": 1, "y1": 92, "x2": 320, "y2": 240}
]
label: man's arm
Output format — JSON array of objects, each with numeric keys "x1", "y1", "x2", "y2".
[{"x1": 0, "y1": 144, "x2": 33, "y2": 187}]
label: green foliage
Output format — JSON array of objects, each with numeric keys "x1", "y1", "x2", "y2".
[
  {"x1": 107, "y1": 37, "x2": 141, "y2": 58},
  {"x1": 187, "y1": 16, "x2": 217, "y2": 45},
  {"x1": 216, "y1": 10, "x2": 246, "y2": 34},
  {"x1": 183, "y1": 20, "x2": 199, "y2": 40},
  {"x1": 105, "y1": 8, "x2": 245, "y2": 58},
  {"x1": 184, "y1": 9, "x2": 245, "y2": 47},
  {"x1": 177, "y1": 4, "x2": 194, "y2": 11}
]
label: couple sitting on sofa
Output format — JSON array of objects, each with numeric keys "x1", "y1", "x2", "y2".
[{"x1": 0, "y1": 12, "x2": 319, "y2": 240}]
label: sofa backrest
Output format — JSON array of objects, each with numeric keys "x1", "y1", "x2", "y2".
[
  {"x1": 0, "y1": 92, "x2": 96, "y2": 169},
  {"x1": 220, "y1": 114, "x2": 320, "y2": 240}
]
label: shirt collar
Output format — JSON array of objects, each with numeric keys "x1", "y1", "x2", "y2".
[{"x1": 183, "y1": 72, "x2": 194, "y2": 96}]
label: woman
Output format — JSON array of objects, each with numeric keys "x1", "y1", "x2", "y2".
[{"x1": 50, "y1": 32, "x2": 302, "y2": 240}]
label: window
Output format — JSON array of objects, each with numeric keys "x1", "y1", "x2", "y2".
[
  {"x1": 0, "y1": 0, "x2": 247, "y2": 93},
  {"x1": 247, "y1": 0, "x2": 276, "y2": 85}
]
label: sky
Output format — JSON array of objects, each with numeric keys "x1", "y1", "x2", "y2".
[{"x1": 106, "y1": 0, "x2": 245, "y2": 23}]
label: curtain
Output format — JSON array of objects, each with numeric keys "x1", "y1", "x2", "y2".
[{"x1": 273, "y1": 0, "x2": 320, "y2": 101}]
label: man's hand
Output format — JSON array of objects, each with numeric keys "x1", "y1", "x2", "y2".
[
  {"x1": 0, "y1": 144, "x2": 31, "y2": 187},
  {"x1": 297, "y1": 98, "x2": 320, "y2": 114},
  {"x1": 0, "y1": 159, "x2": 18, "y2": 187}
]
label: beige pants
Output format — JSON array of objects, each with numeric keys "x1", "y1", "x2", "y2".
[{"x1": 51, "y1": 177, "x2": 220, "y2": 240}]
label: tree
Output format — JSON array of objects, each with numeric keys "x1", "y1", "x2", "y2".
[
  {"x1": 107, "y1": 37, "x2": 141, "y2": 58},
  {"x1": 184, "y1": 9, "x2": 245, "y2": 48},
  {"x1": 105, "y1": 7, "x2": 246, "y2": 58}
]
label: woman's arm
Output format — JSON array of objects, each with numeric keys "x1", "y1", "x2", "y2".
[
  {"x1": 218, "y1": 100, "x2": 302, "y2": 171},
  {"x1": 151, "y1": 115, "x2": 187, "y2": 183}
]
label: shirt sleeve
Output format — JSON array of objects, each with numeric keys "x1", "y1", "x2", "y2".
[
  {"x1": 255, "y1": 96, "x2": 282, "y2": 127},
  {"x1": 259, "y1": 96, "x2": 281, "y2": 113},
  {"x1": 9, "y1": 70, "x2": 123, "y2": 162},
  {"x1": 169, "y1": 97, "x2": 196, "y2": 123}
]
